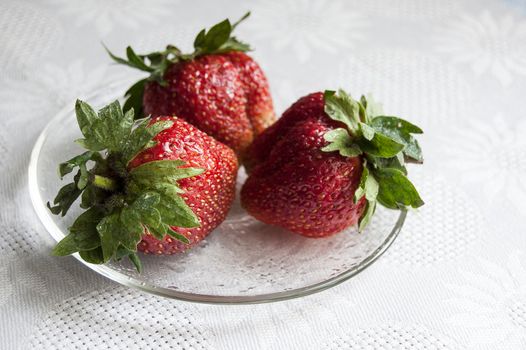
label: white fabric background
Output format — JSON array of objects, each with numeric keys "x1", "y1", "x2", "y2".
[{"x1": 1, "y1": 0, "x2": 526, "y2": 349}]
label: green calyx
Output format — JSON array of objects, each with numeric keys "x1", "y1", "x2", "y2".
[
  {"x1": 105, "y1": 12, "x2": 252, "y2": 119},
  {"x1": 321, "y1": 90, "x2": 424, "y2": 231},
  {"x1": 47, "y1": 100, "x2": 203, "y2": 272}
]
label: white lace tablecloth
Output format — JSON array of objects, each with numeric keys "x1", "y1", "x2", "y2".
[{"x1": 1, "y1": 0, "x2": 526, "y2": 349}]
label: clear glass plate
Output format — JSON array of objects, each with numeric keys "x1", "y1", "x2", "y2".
[{"x1": 28, "y1": 81, "x2": 405, "y2": 304}]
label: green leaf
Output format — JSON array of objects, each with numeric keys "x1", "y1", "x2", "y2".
[
  {"x1": 323, "y1": 90, "x2": 360, "y2": 132},
  {"x1": 58, "y1": 151, "x2": 96, "y2": 179},
  {"x1": 357, "y1": 132, "x2": 404, "y2": 158},
  {"x1": 141, "y1": 182, "x2": 184, "y2": 198},
  {"x1": 105, "y1": 44, "x2": 153, "y2": 72},
  {"x1": 360, "y1": 122, "x2": 375, "y2": 141},
  {"x1": 113, "y1": 246, "x2": 142, "y2": 272},
  {"x1": 79, "y1": 247, "x2": 104, "y2": 264},
  {"x1": 156, "y1": 192, "x2": 200, "y2": 228},
  {"x1": 78, "y1": 163, "x2": 89, "y2": 189},
  {"x1": 127, "y1": 167, "x2": 201, "y2": 229},
  {"x1": 105, "y1": 43, "x2": 174, "y2": 88},
  {"x1": 114, "y1": 245, "x2": 133, "y2": 260},
  {"x1": 402, "y1": 136, "x2": 423, "y2": 163},
  {"x1": 322, "y1": 128, "x2": 362, "y2": 157},
  {"x1": 166, "y1": 227, "x2": 190, "y2": 244},
  {"x1": 120, "y1": 206, "x2": 143, "y2": 235},
  {"x1": 354, "y1": 166, "x2": 368, "y2": 202},
  {"x1": 353, "y1": 166, "x2": 379, "y2": 203},
  {"x1": 370, "y1": 116, "x2": 423, "y2": 134},
  {"x1": 147, "y1": 223, "x2": 190, "y2": 244},
  {"x1": 138, "y1": 206, "x2": 162, "y2": 229},
  {"x1": 369, "y1": 153, "x2": 407, "y2": 174},
  {"x1": 80, "y1": 185, "x2": 94, "y2": 209},
  {"x1": 128, "y1": 175, "x2": 199, "y2": 232},
  {"x1": 232, "y1": 11, "x2": 251, "y2": 29},
  {"x1": 215, "y1": 37, "x2": 251, "y2": 53},
  {"x1": 75, "y1": 99, "x2": 98, "y2": 131},
  {"x1": 126, "y1": 192, "x2": 162, "y2": 232},
  {"x1": 128, "y1": 253, "x2": 143, "y2": 273},
  {"x1": 197, "y1": 19, "x2": 232, "y2": 53},
  {"x1": 374, "y1": 168, "x2": 424, "y2": 209},
  {"x1": 364, "y1": 172, "x2": 379, "y2": 201},
  {"x1": 129, "y1": 160, "x2": 204, "y2": 185},
  {"x1": 358, "y1": 200, "x2": 376, "y2": 232},
  {"x1": 95, "y1": 100, "x2": 134, "y2": 152},
  {"x1": 133, "y1": 191, "x2": 161, "y2": 210},
  {"x1": 57, "y1": 152, "x2": 103, "y2": 193},
  {"x1": 69, "y1": 207, "x2": 104, "y2": 251},
  {"x1": 123, "y1": 79, "x2": 147, "y2": 119},
  {"x1": 146, "y1": 222, "x2": 168, "y2": 240},
  {"x1": 97, "y1": 213, "x2": 121, "y2": 261},
  {"x1": 97, "y1": 211, "x2": 142, "y2": 262},
  {"x1": 360, "y1": 95, "x2": 368, "y2": 110},
  {"x1": 105, "y1": 44, "x2": 134, "y2": 66},
  {"x1": 52, "y1": 234, "x2": 78, "y2": 256},
  {"x1": 358, "y1": 99, "x2": 367, "y2": 123},
  {"x1": 119, "y1": 224, "x2": 142, "y2": 256},
  {"x1": 122, "y1": 119, "x2": 173, "y2": 164},
  {"x1": 370, "y1": 116, "x2": 423, "y2": 162},
  {"x1": 146, "y1": 223, "x2": 189, "y2": 244},
  {"x1": 193, "y1": 13, "x2": 252, "y2": 55},
  {"x1": 94, "y1": 192, "x2": 169, "y2": 264},
  {"x1": 47, "y1": 180, "x2": 82, "y2": 216},
  {"x1": 165, "y1": 45, "x2": 182, "y2": 56},
  {"x1": 193, "y1": 29, "x2": 206, "y2": 49},
  {"x1": 126, "y1": 46, "x2": 154, "y2": 72},
  {"x1": 75, "y1": 100, "x2": 134, "y2": 153},
  {"x1": 75, "y1": 100, "x2": 105, "y2": 151},
  {"x1": 320, "y1": 89, "x2": 424, "y2": 228}
]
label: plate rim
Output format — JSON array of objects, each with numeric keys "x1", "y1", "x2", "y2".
[{"x1": 28, "y1": 81, "x2": 406, "y2": 305}]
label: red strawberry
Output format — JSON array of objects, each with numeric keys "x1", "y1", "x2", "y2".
[
  {"x1": 107, "y1": 13, "x2": 275, "y2": 160},
  {"x1": 130, "y1": 116, "x2": 238, "y2": 254},
  {"x1": 242, "y1": 90, "x2": 424, "y2": 237},
  {"x1": 48, "y1": 100, "x2": 237, "y2": 272}
]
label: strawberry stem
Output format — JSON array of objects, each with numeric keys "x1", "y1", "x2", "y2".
[{"x1": 91, "y1": 174, "x2": 118, "y2": 191}]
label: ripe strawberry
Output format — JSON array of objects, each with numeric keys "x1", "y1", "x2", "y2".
[
  {"x1": 242, "y1": 90, "x2": 424, "y2": 237},
  {"x1": 130, "y1": 116, "x2": 237, "y2": 254},
  {"x1": 107, "y1": 12, "x2": 275, "y2": 160},
  {"x1": 48, "y1": 100, "x2": 237, "y2": 271}
]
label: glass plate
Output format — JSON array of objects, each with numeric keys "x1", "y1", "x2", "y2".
[{"x1": 28, "y1": 81, "x2": 405, "y2": 304}]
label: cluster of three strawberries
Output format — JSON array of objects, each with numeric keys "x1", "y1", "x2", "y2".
[{"x1": 48, "y1": 13, "x2": 423, "y2": 271}]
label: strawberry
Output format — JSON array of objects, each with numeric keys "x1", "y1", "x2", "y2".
[
  {"x1": 106, "y1": 12, "x2": 275, "y2": 160},
  {"x1": 241, "y1": 90, "x2": 424, "y2": 237},
  {"x1": 48, "y1": 100, "x2": 237, "y2": 272}
]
